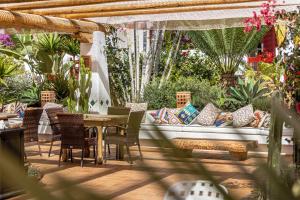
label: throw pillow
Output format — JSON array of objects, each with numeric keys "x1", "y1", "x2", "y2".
[
  {"x1": 176, "y1": 102, "x2": 199, "y2": 125},
  {"x1": 232, "y1": 104, "x2": 254, "y2": 127},
  {"x1": 15, "y1": 102, "x2": 27, "y2": 118},
  {"x1": 250, "y1": 110, "x2": 266, "y2": 128},
  {"x1": 167, "y1": 108, "x2": 182, "y2": 125},
  {"x1": 196, "y1": 103, "x2": 221, "y2": 126},
  {"x1": 214, "y1": 112, "x2": 233, "y2": 127},
  {"x1": 150, "y1": 108, "x2": 169, "y2": 124}
]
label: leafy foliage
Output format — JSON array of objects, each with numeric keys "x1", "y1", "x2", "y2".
[
  {"x1": 171, "y1": 52, "x2": 221, "y2": 85},
  {"x1": 0, "y1": 55, "x2": 20, "y2": 86},
  {"x1": 188, "y1": 27, "x2": 268, "y2": 74},
  {"x1": 106, "y1": 28, "x2": 131, "y2": 105},
  {"x1": 144, "y1": 77, "x2": 225, "y2": 110},
  {"x1": 20, "y1": 83, "x2": 41, "y2": 107},
  {"x1": 229, "y1": 78, "x2": 269, "y2": 107}
]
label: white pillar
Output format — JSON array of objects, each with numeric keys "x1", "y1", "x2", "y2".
[{"x1": 80, "y1": 31, "x2": 111, "y2": 114}]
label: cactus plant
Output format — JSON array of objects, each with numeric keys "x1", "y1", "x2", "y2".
[
  {"x1": 229, "y1": 78, "x2": 269, "y2": 106},
  {"x1": 78, "y1": 58, "x2": 92, "y2": 113},
  {"x1": 67, "y1": 57, "x2": 92, "y2": 113}
]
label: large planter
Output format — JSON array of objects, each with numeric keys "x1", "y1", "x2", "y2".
[{"x1": 221, "y1": 73, "x2": 237, "y2": 88}]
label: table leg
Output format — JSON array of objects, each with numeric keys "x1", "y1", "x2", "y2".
[
  {"x1": 62, "y1": 149, "x2": 68, "y2": 162},
  {"x1": 118, "y1": 129, "x2": 125, "y2": 160},
  {"x1": 96, "y1": 126, "x2": 103, "y2": 164}
]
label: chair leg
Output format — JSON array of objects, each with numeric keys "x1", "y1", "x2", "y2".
[
  {"x1": 104, "y1": 139, "x2": 107, "y2": 164},
  {"x1": 70, "y1": 149, "x2": 73, "y2": 163},
  {"x1": 81, "y1": 147, "x2": 84, "y2": 167},
  {"x1": 126, "y1": 144, "x2": 133, "y2": 164},
  {"x1": 58, "y1": 147, "x2": 63, "y2": 167},
  {"x1": 137, "y1": 143, "x2": 143, "y2": 160},
  {"x1": 48, "y1": 137, "x2": 54, "y2": 157},
  {"x1": 93, "y1": 145, "x2": 96, "y2": 158},
  {"x1": 108, "y1": 144, "x2": 111, "y2": 155},
  {"x1": 37, "y1": 141, "x2": 42, "y2": 156}
]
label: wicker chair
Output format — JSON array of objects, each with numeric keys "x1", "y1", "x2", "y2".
[
  {"x1": 104, "y1": 106, "x2": 131, "y2": 155},
  {"x1": 104, "y1": 111, "x2": 145, "y2": 164},
  {"x1": 22, "y1": 108, "x2": 43, "y2": 157},
  {"x1": 57, "y1": 113, "x2": 97, "y2": 167},
  {"x1": 45, "y1": 107, "x2": 64, "y2": 157}
]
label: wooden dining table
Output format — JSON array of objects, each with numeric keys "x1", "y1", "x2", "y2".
[
  {"x1": 0, "y1": 113, "x2": 18, "y2": 121},
  {"x1": 61, "y1": 114, "x2": 129, "y2": 164}
]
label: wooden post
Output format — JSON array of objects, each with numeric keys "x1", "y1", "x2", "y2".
[{"x1": 267, "y1": 92, "x2": 284, "y2": 199}]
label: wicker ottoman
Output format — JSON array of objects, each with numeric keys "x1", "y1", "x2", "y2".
[{"x1": 172, "y1": 138, "x2": 258, "y2": 161}]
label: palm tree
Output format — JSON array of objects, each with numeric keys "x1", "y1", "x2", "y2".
[{"x1": 188, "y1": 27, "x2": 268, "y2": 87}]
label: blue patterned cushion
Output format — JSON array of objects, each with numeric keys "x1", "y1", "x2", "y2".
[{"x1": 176, "y1": 103, "x2": 199, "y2": 125}]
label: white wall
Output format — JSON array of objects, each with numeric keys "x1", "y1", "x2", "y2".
[{"x1": 80, "y1": 31, "x2": 111, "y2": 114}]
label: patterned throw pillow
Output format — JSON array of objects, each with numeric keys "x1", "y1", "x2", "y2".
[
  {"x1": 214, "y1": 112, "x2": 233, "y2": 127},
  {"x1": 176, "y1": 102, "x2": 199, "y2": 125},
  {"x1": 196, "y1": 103, "x2": 221, "y2": 126},
  {"x1": 250, "y1": 110, "x2": 266, "y2": 128},
  {"x1": 167, "y1": 108, "x2": 182, "y2": 125},
  {"x1": 15, "y1": 102, "x2": 27, "y2": 118},
  {"x1": 260, "y1": 113, "x2": 271, "y2": 128},
  {"x1": 232, "y1": 104, "x2": 254, "y2": 127},
  {"x1": 150, "y1": 108, "x2": 169, "y2": 124},
  {"x1": 3, "y1": 103, "x2": 16, "y2": 114}
]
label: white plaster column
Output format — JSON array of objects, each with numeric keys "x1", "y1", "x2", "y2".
[{"x1": 80, "y1": 31, "x2": 111, "y2": 114}]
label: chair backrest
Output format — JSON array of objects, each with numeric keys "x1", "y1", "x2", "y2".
[
  {"x1": 23, "y1": 108, "x2": 43, "y2": 142},
  {"x1": 164, "y1": 180, "x2": 228, "y2": 200},
  {"x1": 45, "y1": 107, "x2": 64, "y2": 135},
  {"x1": 107, "y1": 107, "x2": 131, "y2": 115},
  {"x1": 125, "y1": 102, "x2": 148, "y2": 112},
  {"x1": 57, "y1": 113, "x2": 85, "y2": 148},
  {"x1": 125, "y1": 111, "x2": 145, "y2": 141}
]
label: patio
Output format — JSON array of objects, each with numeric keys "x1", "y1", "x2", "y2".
[
  {"x1": 0, "y1": 0, "x2": 300, "y2": 199},
  {"x1": 14, "y1": 142, "x2": 273, "y2": 200}
]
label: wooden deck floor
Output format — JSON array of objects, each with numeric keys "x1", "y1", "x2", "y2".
[{"x1": 11, "y1": 142, "x2": 276, "y2": 200}]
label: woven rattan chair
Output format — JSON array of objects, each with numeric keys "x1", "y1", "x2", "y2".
[
  {"x1": 45, "y1": 107, "x2": 64, "y2": 157},
  {"x1": 104, "y1": 111, "x2": 145, "y2": 164},
  {"x1": 57, "y1": 113, "x2": 97, "y2": 167},
  {"x1": 22, "y1": 108, "x2": 43, "y2": 157},
  {"x1": 104, "y1": 106, "x2": 131, "y2": 155}
]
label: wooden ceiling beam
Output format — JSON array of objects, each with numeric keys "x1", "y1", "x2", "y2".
[
  {"x1": 17, "y1": 0, "x2": 264, "y2": 15},
  {"x1": 54, "y1": 2, "x2": 289, "y2": 19},
  {"x1": 1, "y1": 0, "x2": 134, "y2": 11},
  {"x1": 0, "y1": 0, "x2": 47, "y2": 3},
  {"x1": 0, "y1": 10, "x2": 105, "y2": 33}
]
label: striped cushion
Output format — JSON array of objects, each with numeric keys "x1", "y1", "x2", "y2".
[{"x1": 150, "y1": 108, "x2": 168, "y2": 124}]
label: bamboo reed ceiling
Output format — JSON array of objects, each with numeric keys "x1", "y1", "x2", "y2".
[{"x1": 0, "y1": 0, "x2": 297, "y2": 32}]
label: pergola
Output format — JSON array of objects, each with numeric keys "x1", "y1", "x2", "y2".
[{"x1": 0, "y1": 0, "x2": 299, "y2": 33}]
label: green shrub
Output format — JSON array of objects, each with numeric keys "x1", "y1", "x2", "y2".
[
  {"x1": 253, "y1": 97, "x2": 272, "y2": 112},
  {"x1": 144, "y1": 77, "x2": 225, "y2": 110}
]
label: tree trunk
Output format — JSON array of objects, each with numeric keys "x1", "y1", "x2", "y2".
[
  {"x1": 140, "y1": 30, "x2": 159, "y2": 98},
  {"x1": 134, "y1": 26, "x2": 140, "y2": 102},
  {"x1": 127, "y1": 30, "x2": 135, "y2": 102},
  {"x1": 153, "y1": 29, "x2": 165, "y2": 77},
  {"x1": 166, "y1": 32, "x2": 182, "y2": 81},
  {"x1": 159, "y1": 31, "x2": 180, "y2": 88}
]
